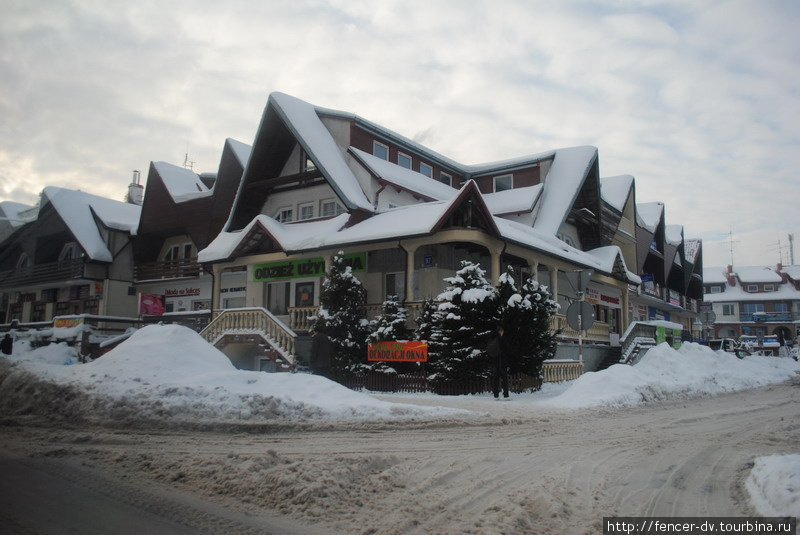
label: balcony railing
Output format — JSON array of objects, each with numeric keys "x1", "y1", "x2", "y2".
[
  {"x1": 0, "y1": 258, "x2": 86, "y2": 287},
  {"x1": 134, "y1": 258, "x2": 203, "y2": 281}
]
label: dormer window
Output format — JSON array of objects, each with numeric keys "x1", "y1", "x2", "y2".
[
  {"x1": 397, "y1": 152, "x2": 412, "y2": 169},
  {"x1": 373, "y1": 141, "x2": 389, "y2": 161},
  {"x1": 493, "y1": 174, "x2": 513, "y2": 192},
  {"x1": 747, "y1": 284, "x2": 758, "y2": 292},
  {"x1": 276, "y1": 207, "x2": 294, "y2": 223},
  {"x1": 764, "y1": 284, "x2": 775, "y2": 292}
]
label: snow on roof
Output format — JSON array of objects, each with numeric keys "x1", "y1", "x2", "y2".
[
  {"x1": 349, "y1": 147, "x2": 457, "y2": 201},
  {"x1": 685, "y1": 239, "x2": 702, "y2": 263},
  {"x1": 270, "y1": 92, "x2": 373, "y2": 212},
  {"x1": 42, "y1": 187, "x2": 140, "y2": 262},
  {"x1": 532, "y1": 146, "x2": 598, "y2": 235},
  {"x1": 735, "y1": 266, "x2": 782, "y2": 284},
  {"x1": 0, "y1": 201, "x2": 35, "y2": 227},
  {"x1": 600, "y1": 175, "x2": 633, "y2": 212},
  {"x1": 636, "y1": 202, "x2": 663, "y2": 232},
  {"x1": 482, "y1": 184, "x2": 543, "y2": 215},
  {"x1": 226, "y1": 138, "x2": 252, "y2": 166},
  {"x1": 199, "y1": 213, "x2": 351, "y2": 262},
  {"x1": 153, "y1": 162, "x2": 211, "y2": 203},
  {"x1": 665, "y1": 224, "x2": 683, "y2": 246},
  {"x1": 702, "y1": 280, "x2": 799, "y2": 303},
  {"x1": 781, "y1": 265, "x2": 800, "y2": 281},
  {"x1": 703, "y1": 267, "x2": 728, "y2": 284}
]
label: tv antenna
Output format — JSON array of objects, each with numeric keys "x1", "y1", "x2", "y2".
[
  {"x1": 183, "y1": 143, "x2": 195, "y2": 170},
  {"x1": 727, "y1": 227, "x2": 739, "y2": 266}
]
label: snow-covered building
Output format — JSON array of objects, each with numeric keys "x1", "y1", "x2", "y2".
[
  {"x1": 197, "y1": 92, "x2": 702, "y2": 370},
  {"x1": 132, "y1": 138, "x2": 251, "y2": 317},
  {"x1": 702, "y1": 264, "x2": 799, "y2": 347},
  {"x1": 0, "y1": 187, "x2": 140, "y2": 323}
]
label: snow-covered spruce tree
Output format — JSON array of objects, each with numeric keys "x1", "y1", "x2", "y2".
[
  {"x1": 366, "y1": 295, "x2": 412, "y2": 373},
  {"x1": 497, "y1": 266, "x2": 559, "y2": 379},
  {"x1": 413, "y1": 298, "x2": 437, "y2": 344},
  {"x1": 427, "y1": 261, "x2": 499, "y2": 389},
  {"x1": 313, "y1": 252, "x2": 370, "y2": 376}
]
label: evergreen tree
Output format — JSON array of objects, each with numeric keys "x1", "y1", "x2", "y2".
[
  {"x1": 497, "y1": 267, "x2": 559, "y2": 379},
  {"x1": 314, "y1": 252, "x2": 370, "y2": 376},
  {"x1": 366, "y1": 295, "x2": 413, "y2": 373},
  {"x1": 427, "y1": 261, "x2": 498, "y2": 388},
  {"x1": 413, "y1": 298, "x2": 437, "y2": 343}
]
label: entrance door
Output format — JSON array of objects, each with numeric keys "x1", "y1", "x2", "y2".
[{"x1": 265, "y1": 282, "x2": 290, "y2": 315}]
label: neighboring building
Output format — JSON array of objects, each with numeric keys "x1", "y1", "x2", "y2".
[
  {"x1": 703, "y1": 264, "x2": 799, "y2": 347},
  {"x1": 197, "y1": 92, "x2": 702, "y2": 370},
  {"x1": 0, "y1": 187, "x2": 140, "y2": 324},
  {"x1": 132, "y1": 138, "x2": 251, "y2": 317}
]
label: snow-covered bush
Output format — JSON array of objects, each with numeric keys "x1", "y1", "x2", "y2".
[{"x1": 366, "y1": 295, "x2": 412, "y2": 374}]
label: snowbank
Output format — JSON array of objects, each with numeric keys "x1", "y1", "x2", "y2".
[
  {"x1": 541, "y1": 342, "x2": 800, "y2": 409},
  {"x1": 0, "y1": 324, "x2": 465, "y2": 424},
  {"x1": 746, "y1": 455, "x2": 800, "y2": 517}
]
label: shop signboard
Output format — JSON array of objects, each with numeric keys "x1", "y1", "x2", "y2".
[
  {"x1": 53, "y1": 316, "x2": 84, "y2": 329},
  {"x1": 253, "y1": 252, "x2": 366, "y2": 282},
  {"x1": 368, "y1": 341, "x2": 428, "y2": 362},
  {"x1": 140, "y1": 294, "x2": 165, "y2": 315}
]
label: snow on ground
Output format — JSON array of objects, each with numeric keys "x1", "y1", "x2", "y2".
[
  {"x1": 746, "y1": 454, "x2": 800, "y2": 517},
  {"x1": 1, "y1": 326, "x2": 799, "y2": 518}
]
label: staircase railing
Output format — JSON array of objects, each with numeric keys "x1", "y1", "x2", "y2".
[
  {"x1": 618, "y1": 322, "x2": 658, "y2": 365},
  {"x1": 201, "y1": 308, "x2": 297, "y2": 360}
]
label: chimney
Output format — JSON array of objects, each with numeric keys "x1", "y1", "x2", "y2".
[
  {"x1": 777, "y1": 263, "x2": 788, "y2": 283},
  {"x1": 726, "y1": 265, "x2": 736, "y2": 286},
  {"x1": 127, "y1": 170, "x2": 144, "y2": 205}
]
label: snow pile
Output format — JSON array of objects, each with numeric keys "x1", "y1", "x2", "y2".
[
  {"x1": 746, "y1": 455, "x2": 800, "y2": 517},
  {"x1": 543, "y1": 342, "x2": 800, "y2": 409},
  {"x1": 0, "y1": 324, "x2": 464, "y2": 424}
]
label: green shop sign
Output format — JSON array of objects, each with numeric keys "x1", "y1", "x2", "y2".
[{"x1": 253, "y1": 252, "x2": 366, "y2": 282}]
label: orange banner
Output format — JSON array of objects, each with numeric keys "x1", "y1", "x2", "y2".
[{"x1": 368, "y1": 341, "x2": 428, "y2": 362}]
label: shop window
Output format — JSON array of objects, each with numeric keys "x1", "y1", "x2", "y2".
[
  {"x1": 83, "y1": 299, "x2": 99, "y2": 315},
  {"x1": 32, "y1": 303, "x2": 46, "y2": 322},
  {"x1": 294, "y1": 282, "x2": 315, "y2": 307}
]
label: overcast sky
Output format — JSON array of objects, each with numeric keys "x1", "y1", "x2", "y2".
[{"x1": 1, "y1": 0, "x2": 798, "y2": 268}]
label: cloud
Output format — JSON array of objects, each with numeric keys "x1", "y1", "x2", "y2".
[{"x1": 0, "y1": 0, "x2": 798, "y2": 269}]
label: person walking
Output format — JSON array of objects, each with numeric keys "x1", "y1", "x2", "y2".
[
  {"x1": 487, "y1": 325, "x2": 509, "y2": 400},
  {"x1": 309, "y1": 327, "x2": 333, "y2": 379},
  {"x1": 1, "y1": 333, "x2": 12, "y2": 356}
]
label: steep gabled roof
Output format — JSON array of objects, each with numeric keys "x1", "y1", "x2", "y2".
[
  {"x1": 636, "y1": 202, "x2": 664, "y2": 232},
  {"x1": 152, "y1": 162, "x2": 211, "y2": 203},
  {"x1": 531, "y1": 146, "x2": 598, "y2": 235},
  {"x1": 600, "y1": 175, "x2": 634, "y2": 212},
  {"x1": 482, "y1": 184, "x2": 543, "y2": 216},
  {"x1": 42, "y1": 187, "x2": 140, "y2": 262}
]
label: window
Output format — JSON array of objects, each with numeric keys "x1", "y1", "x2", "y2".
[
  {"x1": 764, "y1": 284, "x2": 775, "y2": 292},
  {"x1": 722, "y1": 304, "x2": 735, "y2": 316},
  {"x1": 276, "y1": 208, "x2": 293, "y2": 223},
  {"x1": 183, "y1": 243, "x2": 193, "y2": 259},
  {"x1": 710, "y1": 286, "x2": 722, "y2": 294},
  {"x1": 743, "y1": 303, "x2": 765, "y2": 314},
  {"x1": 59, "y1": 242, "x2": 77, "y2": 263},
  {"x1": 420, "y1": 162, "x2": 433, "y2": 178},
  {"x1": 321, "y1": 200, "x2": 344, "y2": 218},
  {"x1": 16, "y1": 253, "x2": 30, "y2": 269},
  {"x1": 440, "y1": 172, "x2": 452, "y2": 187},
  {"x1": 774, "y1": 303, "x2": 788, "y2": 313},
  {"x1": 746, "y1": 284, "x2": 758, "y2": 292},
  {"x1": 302, "y1": 150, "x2": 316, "y2": 171},
  {"x1": 299, "y1": 203, "x2": 314, "y2": 221},
  {"x1": 397, "y1": 152, "x2": 412, "y2": 169},
  {"x1": 493, "y1": 174, "x2": 513, "y2": 192},
  {"x1": 164, "y1": 245, "x2": 179, "y2": 261},
  {"x1": 373, "y1": 141, "x2": 389, "y2": 160},
  {"x1": 385, "y1": 273, "x2": 405, "y2": 301}
]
